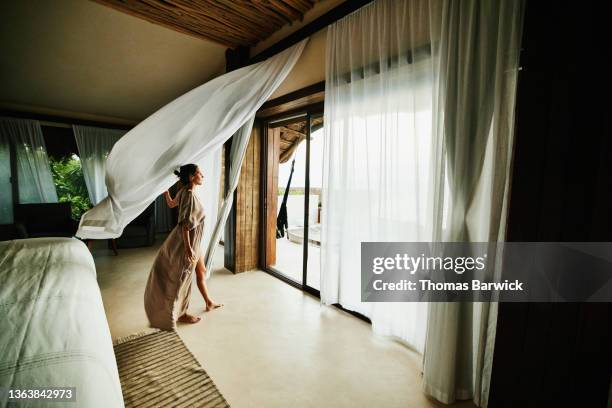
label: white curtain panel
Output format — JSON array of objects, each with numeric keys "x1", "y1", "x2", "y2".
[
  {"x1": 423, "y1": 1, "x2": 525, "y2": 406},
  {"x1": 76, "y1": 40, "x2": 306, "y2": 240},
  {"x1": 0, "y1": 117, "x2": 58, "y2": 204},
  {"x1": 322, "y1": 0, "x2": 524, "y2": 406},
  {"x1": 197, "y1": 142, "x2": 223, "y2": 274},
  {"x1": 203, "y1": 117, "x2": 254, "y2": 274},
  {"x1": 322, "y1": 0, "x2": 438, "y2": 353},
  {"x1": 73, "y1": 125, "x2": 127, "y2": 205}
]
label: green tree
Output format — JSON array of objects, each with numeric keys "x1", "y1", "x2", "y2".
[{"x1": 49, "y1": 155, "x2": 92, "y2": 220}]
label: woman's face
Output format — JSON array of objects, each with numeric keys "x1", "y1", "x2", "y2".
[{"x1": 191, "y1": 167, "x2": 203, "y2": 185}]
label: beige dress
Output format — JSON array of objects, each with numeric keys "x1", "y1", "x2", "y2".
[{"x1": 144, "y1": 187, "x2": 205, "y2": 330}]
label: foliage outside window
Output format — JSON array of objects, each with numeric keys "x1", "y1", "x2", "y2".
[{"x1": 49, "y1": 155, "x2": 91, "y2": 220}]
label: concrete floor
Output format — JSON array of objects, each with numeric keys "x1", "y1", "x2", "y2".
[{"x1": 92, "y1": 237, "x2": 475, "y2": 408}]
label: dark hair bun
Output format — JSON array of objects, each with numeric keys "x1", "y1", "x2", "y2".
[{"x1": 174, "y1": 164, "x2": 198, "y2": 186}]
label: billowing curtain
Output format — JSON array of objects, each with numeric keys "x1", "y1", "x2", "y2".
[
  {"x1": 322, "y1": 0, "x2": 524, "y2": 406},
  {"x1": 0, "y1": 117, "x2": 58, "y2": 204},
  {"x1": 203, "y1": 118, "x2": 254, "y2": 274},
  {"x1": 76, "y1": 40, "x2": 306, "y2": 240},
  {"x1": 197, "y1": 143, "x2": 223, "y2": 274},
  {"x1": 73, "y1": 125, "x2": 126, "y2": 205}
]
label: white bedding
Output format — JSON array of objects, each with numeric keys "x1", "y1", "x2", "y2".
[{"x1": 0, "y1": 238, "x2": 124, "y2": 407}]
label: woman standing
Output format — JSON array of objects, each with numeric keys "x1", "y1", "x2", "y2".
[{"x1": 144, "y1": 164, "x2": 221, "y2": 330}]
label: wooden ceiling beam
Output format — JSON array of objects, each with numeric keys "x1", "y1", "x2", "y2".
[
  {"x1": 244, "y1": 1, "x2": 291, "y2": 26},
  {"x1": 211, "y1": 1, "x2": 276, "y2": 28},
  {"x1": 218, "y1": 0, "x2": 284, "y2": 27},
  {"x1": 169, "y1": 1, "x2": 270, "y2": 43},
  {"x1": 92, "y1": 0, "x2": 237, "y2": 47},
  {"x1": 98, "y1": 0, "x2": 242, "y2": 45},
  {"x1": 180, "y1": 0, "x2": 274, "y2": 39},
  {"x1": 268, "y1": 0, "x2": 303, "y2": 21},
  {"x1": 282, "y1": 0, "x2": 313, "y2": 14},
  {"x1": 139, "y1": 0, "x2": 258, "y2": 44},
  {"x1": 92, "y1": 0, "x2": 316, "y2": 48}
]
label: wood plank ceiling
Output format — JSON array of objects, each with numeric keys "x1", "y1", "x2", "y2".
[{"x1": 92, "y1": 0, "x2": 316, "y2": 48}]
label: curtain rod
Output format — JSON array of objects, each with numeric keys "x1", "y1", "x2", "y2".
[
  {"x1": 40, "y1": 120, "x2": 72, "y2": 129},
  {"x1": 250, "y1": 0, "x2": 375, "y2": 64}
]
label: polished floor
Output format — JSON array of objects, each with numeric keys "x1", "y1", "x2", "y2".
[{"x1": 92, "y1": 238, "x2": 474, "y2": 408}]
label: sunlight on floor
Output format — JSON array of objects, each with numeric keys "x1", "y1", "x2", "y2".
[{"x1": 92, "y1": 237, "x2": 474, "y2": 408}]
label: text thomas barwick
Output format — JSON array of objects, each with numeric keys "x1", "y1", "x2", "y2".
[{"x1": 372, "y1": 279, "x2": 524, "y2": 291}]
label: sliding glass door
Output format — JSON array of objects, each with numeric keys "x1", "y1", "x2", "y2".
[
  {"x1": 263, "y1": 112, "x2": 323, "y2": 294},
  {"x1": 305, "y1": 114, "x2": 323, "y2": 291},
  {"x1": 270, "y1": 117, "x2": 307, "y2": 284}
]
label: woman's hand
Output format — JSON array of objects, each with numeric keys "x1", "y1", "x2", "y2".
[
  {"x1": 184, "y1": 245, "x2": 196, "y2": 264},
  {"x1": 164, "y1": 190, "x2": 178, "y2": 208}
]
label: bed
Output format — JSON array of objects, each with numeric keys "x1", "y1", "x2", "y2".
[{"x1": 0, "y1": 237, "x2": 124, "y2": 407}]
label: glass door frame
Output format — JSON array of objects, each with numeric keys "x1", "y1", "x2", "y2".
[{"x1": 260, "y1": 105, "x2": 323, "y2": 298}]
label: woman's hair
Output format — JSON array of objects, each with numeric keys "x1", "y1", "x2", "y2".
[{"x1": 173, "y1": 164, "x2": 198, "y2": 186}]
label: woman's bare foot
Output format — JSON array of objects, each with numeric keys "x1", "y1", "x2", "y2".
[
  {"x1": 177, "y1": 313, "x2": 201, "y2": 324},
  {"x1": 205, "y1": 301, "x2": 223, "y2": 312}
]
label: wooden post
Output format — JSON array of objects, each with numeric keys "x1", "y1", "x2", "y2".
[{"x1": 234, "y1": 125, "x2": 262, "y2": 272}]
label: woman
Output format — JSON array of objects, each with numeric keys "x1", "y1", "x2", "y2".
[{"x1": 144, "y1": 164, "x2": 222, "y2": 330}]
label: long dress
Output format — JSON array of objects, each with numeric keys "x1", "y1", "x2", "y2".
[{"x1": 144, "y1": 187, "x2": 205, "y2": 330}]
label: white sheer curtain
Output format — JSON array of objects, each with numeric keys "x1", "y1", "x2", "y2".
[
  {"x1": 73, "y1": 125, "x2": 126, "y2": 205},
  {"x1": 0, "y1": 117, "x2": 58, "y2": 204},
  {"x1": 322, "y1": 0, "x2": 438, "y2": 353},
  {"x1": 197, "y1": 143, "x2": 224, "y2": 275},
  {"x1": 423, "y1": 1, "x2": 525, "y2": 406},
  {"x1": 322, "y1": 0, "x2": 524, "y2": 405},
  {"x1": 203, "y1": 117, "x2": 254, "y2": 274}
]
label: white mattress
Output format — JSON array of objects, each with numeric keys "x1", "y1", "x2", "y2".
[{"x1": 0, "y1": 238, "x2": 124, "y2": 407}]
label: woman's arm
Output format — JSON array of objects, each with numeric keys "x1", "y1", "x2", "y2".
[{"x1": 164, "y1": 191, "x2": 178, "y2": 208}]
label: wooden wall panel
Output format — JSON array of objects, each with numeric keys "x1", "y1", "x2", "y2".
[{"x1": 234, "y1": 124, "x2": 261, "y2": 273}]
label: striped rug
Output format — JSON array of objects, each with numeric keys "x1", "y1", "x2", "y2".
[{"x1": 113, "y1": 329, "x2": 230, "y2": 408}]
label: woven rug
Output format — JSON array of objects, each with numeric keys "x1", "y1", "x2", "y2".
[{"x1": 113, "y1": 329, "x2": 230, "y2": 408}]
